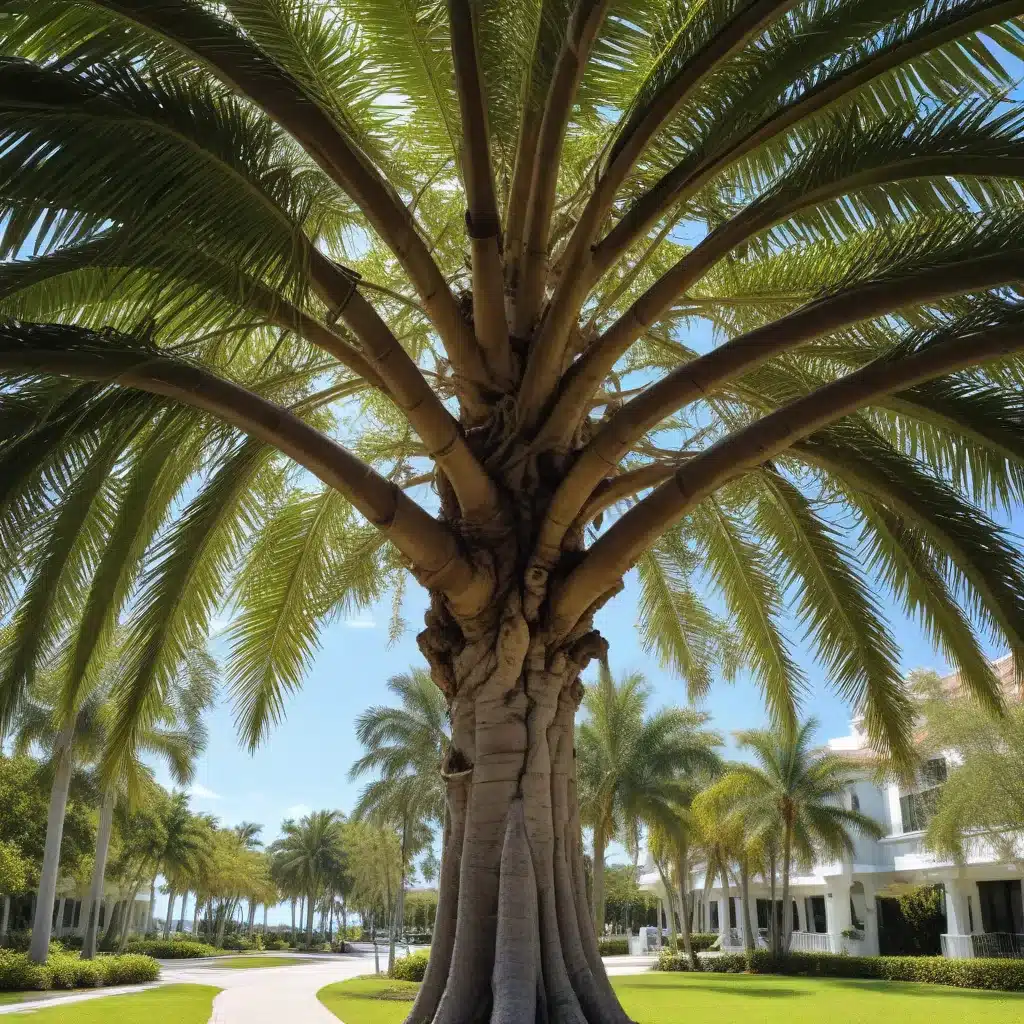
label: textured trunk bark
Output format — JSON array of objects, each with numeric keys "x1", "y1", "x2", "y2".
[
  {"x1": 305, "y1": 889, "x2": 315, "y2": 946},
  {"x1": 290, "y1": 898, "x2": 296, "y2": 944},
  {"x1": 719, "y1": 863, "x2": 731, "y2": 949},
  {"x1": 769, "y1": 852, "x2": 778, "y2": 957},
  {"x1": 30, "y1": 724, "x2": 76, "y2": 964},
  {"x1": 674, "y1": 852, "x2": 696, "y2": 967},
  {"x1": 147, "y1": 879, "x2": 157, "y2": 935},
  {"x1": 178, "y1": 891, "x2": 188, "y2": 934},
  {"x1": 407, "y1": 591, "x2": 629, "y2": 1024},
  {"x1": 164, "y1": 890, "x2": 177, "y2": 940},
  {"x1": 0, "y1": 896, "x2": 9, "y2": 942},
  {"x1": 740, "y1": 862, "x2": 755, "y2": 952},
  {"x1": 82, "y1": 788, "x2": 116, "y2": 959},
  {"x1": 781, "y1": 815, "x2": 793, "y2": 955}
]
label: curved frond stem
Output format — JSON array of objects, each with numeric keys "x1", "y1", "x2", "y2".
[
  {"x1": 590, "y1": 0, "x2": 1024, "y2": 275},
  {"x1": 543, "y1": 154, "x2": 1024, "y2": 448},
  {"x1": 512, "y1": 0, "x2": 611, "y2": 338},
  {"x1": 534, "y1": 249, "x2": 1024, "y2": 570},
  {"x1": 448, "y1": 0, "x2": 511, "y2": 380},
  {"x1": 552, "y1": 317, "x2": 1024, "y2": 635},
  {"x1": 91, "y1": 0, "x2": 490, "y2": 391},
  {"x1": 575, "y1": 461, "x2": 679, "y2": 527},
  {"x1": 0, "y1": 320, "x2": 490, "y2": 616},
  {"x1": 525, "y1": 0, "x2": 798, "y2": 411}
]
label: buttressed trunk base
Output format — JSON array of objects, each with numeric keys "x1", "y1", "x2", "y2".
[{"x1": 413, "y1": 567, "x2": 630, "y2": 1024}]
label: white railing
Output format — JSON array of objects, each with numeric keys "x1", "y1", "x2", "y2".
[
  {"x1": 941, "y1": 934, "x2": 974, "y2": 959},
  {"x1": 971, "y1": 933, "x2": 1024, "y2": 959},
  {"x1": 788, "y1": 931, "x2": 836, "y2": 953}
]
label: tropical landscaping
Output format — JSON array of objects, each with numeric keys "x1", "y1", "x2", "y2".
[{"x1": 4, "y1": 0, "x2": 1024, "y2": 1021}]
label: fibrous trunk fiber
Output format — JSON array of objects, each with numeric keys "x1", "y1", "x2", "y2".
[{"x1": 411, "y1": 584, "x2": 632, "y2": 1024}]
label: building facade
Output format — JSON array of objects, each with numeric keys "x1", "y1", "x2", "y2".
[{"x1": 640, "y1": 654, "x2": 1024, "y2": 958}]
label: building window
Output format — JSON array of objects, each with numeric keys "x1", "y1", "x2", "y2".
[
  {"x1": 919, "y1": 757, "x2": 948, "y2": 787},
  {"x1": 900, "y1": 787, "x2": 941, "y2": 832},
  {"x1": 710, "y1": 901, "x2": 719, "y2": 932}
]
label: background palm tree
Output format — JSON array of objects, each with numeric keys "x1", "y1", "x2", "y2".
[
  {"x1": 4, "y1": 0, "x2": 1024, "y2": 1015},
  {"x1": 270, "y1": 810, "x2": 345, "y2": 946},
  {"x1": 576, "y1": 666, "x2": 721, "y2": 934},
  {"x1": 158, "y1": 795, "x2": 214, "y2": 942},
  {"x1": 708, "y1": 720, "x2": 885, "y2": 954}
]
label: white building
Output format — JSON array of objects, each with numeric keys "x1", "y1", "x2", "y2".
[{"x1": 640, "y1": 654, "x2": 1024, "y2": 959}]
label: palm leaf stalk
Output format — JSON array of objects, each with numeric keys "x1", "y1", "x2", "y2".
[{"x1": 3, "y1": 0, "x2": 1024, "y2": 1014}]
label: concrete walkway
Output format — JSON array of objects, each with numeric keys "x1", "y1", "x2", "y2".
[{"x1": 0, "y1": 947, "x2": 655, "y2": 1021}]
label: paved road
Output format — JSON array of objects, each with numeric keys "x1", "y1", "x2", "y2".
[{"x1": 0, "y1": 946, "x2": 658, "y2": 1021}]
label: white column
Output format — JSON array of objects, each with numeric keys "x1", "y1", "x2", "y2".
[
  {"x1": 718, "y1": 898, "x2": 728, "y2": 945},
  {"x1": 826, "y1": 880, "x2": 852, "y2": 953},
  {"x1": 860, "y1": 882, "x2": 879, "y2": 956},
  {"x1": 970, "y1": 881, "x2": 984, "y2": 934},
  {"x1": 794, "y1": 895, "x2": 805, "y2": 932},
  {"x1": 944, "y1": 878, "x2": 971, "y2": 935},
  {"x1": 55, "y1": 897, "x2": 66, "y2": 938},
  {"x1": 886, "y1": 782, "x2": 904, "y2": 835}
]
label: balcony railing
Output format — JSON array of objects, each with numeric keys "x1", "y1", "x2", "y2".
[
  {"x1": 942, "y1": 933, "x2": 1024, "y2": 959},
  {"x1": 789, "y1": 931, "x2": 836, "y2": 953}
]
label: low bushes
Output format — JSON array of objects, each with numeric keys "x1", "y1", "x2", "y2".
[
  {"x1": 0, "y1": 948, "x2": 159, "y2": 992},
  {"x1": 123, "y1": 939, "x2": 220, "y2": 959},
  {"x1": 598, "y1": 938, "x2": 629, "y2": 956},
  {"x1": 390, "y1": 951, "x2": 429, "y2": 982},
  {"x1": 690, "y1": 933, "x2": 718, "y2": 953},
  {"x1": 654, "y1": 948, "x2": 1024, "y2": 991}
]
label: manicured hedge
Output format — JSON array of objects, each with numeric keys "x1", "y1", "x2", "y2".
[
  {"x1": 690, "y1": 933, "x2": 718, "y2": 953},
  {"x1": 390, "y1": 951, "x2": 429, "y2": 982},
  {"x1": 598, "y1": 938, "x2": 629, "y2": 956},
  {"x1": 123, "y1": 939, "x2": 220, "y2": 959},
  {"x1": 654, "y1": 948, "x2": 1024, "y2": 991},
  {"x1": 0, "y1": 948, "x2": 159, "y2": 992}
]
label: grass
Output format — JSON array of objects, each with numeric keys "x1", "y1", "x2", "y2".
[
  {"x1": 317, "y1": 971, "x2": 1024, "y2": 1024},
  {"x1": 3, "y1": 984, "x2": 219, "y2": 1022},
  {"x1": 206, "y1": 956, "x2": 310, "y2": 969}
]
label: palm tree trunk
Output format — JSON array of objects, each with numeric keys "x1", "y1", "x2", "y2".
[
  {"x1": 719, "y1": 861, "x2": 732, "y2": 948},
  {"x1": 592, "y1": 820, "x2": 607, "y2": 934},
  {"x1": 177, "y1": 891, "x2": 188, "y2": 933},
  {"x1": 263, "y1": 904, "x2": 268, "y2": 934},
  {"x1": 192, "y1": 898, "x2": 201, "y2": 937},
  {"x1": 147, "y1": 877, "x2": 157, "y2": 935},
  {"x1": 701, "y1": 861, "x2": 714, "y2": 936},
  {"x1": 82, "y1": 787, "x2": 116, "y2": 959},
  {"x1": 164, "y1": 890, "x2": 177, "y2": 940},
  {"x1": 29, "y1": 723, "x2": 76, "y2": 964},
  {"x1": 371, "y1": 909, "x2": 380, "y2": 974},
  {"x1": 653, "y1": 860, "x2": 677, "y2": 950},
  {"x1": 215, "y1": 900, "x2": 230, "y2": 947},
  {"x1": 675, "y1": 852, "x2": 696, "y2": 967},
  {"x1": 247, "y1": 901, "x2": 256, "y2": 935},
  {"x1": 290, "y1": 898, "x2": 296, "y2": 944},
  {"x1": 769, "y1": 849, "x2": 778, "y2": 957},
  {"x1": 1, "y1": 896, "x2": 10, "y2": 942},
  {"x1": 305, "y1": 889, "x2": 315, "y2": 946},
  {"x1": 740, "y1": 860, "x2": 755, "y2": 952},
  {"x1": 781, "y1": 814, "x2": 794, "y2": 955}
]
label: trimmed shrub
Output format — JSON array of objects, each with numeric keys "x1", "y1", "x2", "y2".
[
  {"x1": 598, "y1": 938, "x2": 629, "y2": 956},
  {"x1": 690, "y1": 933, "x2": 719, "y2": 953},
  {"x1": 654, "y1": 947, "x2": 1024, "y2": 991},
  {"x1": 97, "y1": 953, "x2": 161, "y2": 985},
  {"x1": 0, "y1": 949, "x2": 159, "y2": 992},
  {"x1": 390, "y1": 951, "x2": 429, "y2": 982},
  {"x1": 123, "y1": 939, "x2": 220, "y2": 959}
]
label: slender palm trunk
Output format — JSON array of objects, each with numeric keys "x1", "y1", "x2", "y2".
[
  {"x1": 701, "y1": 861, "x2": 714, "y2": 935},
  {"x1": 177, "y1": 891, "x2": 188, "y2": 934},
  {"x1": 82, "y1": 787, "x2": 116, "y2": 959},
  {"x1": 215, "y1": 900, "x2": 230, "y2": 947},
  {"x1": 781, "y1": 814, "x2": 794, "y2": 955},
  {"x1": 0, "y1": 896, "x2": 9, "y2": 941},
  {"x1": 719, "y1": 861, "x2": 732, "y2": 948},
  {"x1": 769, "y1": 850, "x2": 778, "y2": 957},
  {"x1": 29, "y1": 723, "x2": 76, "y2": 964},
  {"x1": 305, "y1": 888, "x2": 315, "y2": 946},
  {"x1": 591, "y1": 820, "x2": 607, "y2": 934},
  {"x1": 247, "y1": 901, "x2": 256, "y2": 935},
  {"x1": 290, "y1": 898, "x2": 296, "y2": 944},
  {"x1": 740, "y1": 861, "x2": 755, "y2": 952},
  {"x1": 192, "y1": 898, "x2": 201, "y2": 937},
  {"x1": 147, "y1": 878, "x2": 157, "y2": 935},
  {"x1": 675, "y1": 852, "x2": 696, "y2": 967},
  {"x1": 164, "y1": 890, "x2": 177, "y2": 940},
  {"x1": 371, "y1": 909, "x2": 380, "y2": 974},
  {"x1": 263, "y1": 904, "x2": 268, "y2": 934},
  {"x1": 653, "y1": 860, "x2": 676, "y2": 950}
]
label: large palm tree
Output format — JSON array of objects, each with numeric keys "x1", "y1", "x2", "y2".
[
  {"x1": 576, "y1": 666, "x2": 720, "y2": 934},
  {"x1": 270, "y1": 810, "x2": 345, "y2": 946},
  {"x1": 3, "y1": 1, "x2": 1024, "y2": 1016},
  {"x1": 710, "y1": 720, "x2": 885, "y2": 954}
]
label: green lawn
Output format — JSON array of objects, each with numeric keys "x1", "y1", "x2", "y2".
[
  {"x1": 317, "y1": 972, "x2": 1024, "y2": 1024},
  {"x1": 207, "y1": 955, "x2": 310, "y2": 969},
  {"x1": 4, "y1": 984, "x2": 219, "y2": 1022}
]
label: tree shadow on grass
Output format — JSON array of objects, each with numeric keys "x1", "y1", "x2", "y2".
[{"x1": 817, "y1": 979, "x2": 1024, "y2": 1000}]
